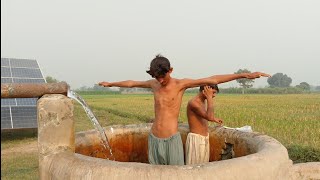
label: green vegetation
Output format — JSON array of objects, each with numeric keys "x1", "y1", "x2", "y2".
[
  {"x1": 219, "y1": 87, "x2": 318, "y2": 94},
  {"x1": 1, "y1": 153, "x2": 39, "y2": 180},
  {"x1": 2, "y1": 93, "x2": 320, "y2": 179}
]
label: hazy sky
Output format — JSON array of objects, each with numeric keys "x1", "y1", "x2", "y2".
[{"x1": 2, "y1": 0, "x2": 320, "y2": 89}]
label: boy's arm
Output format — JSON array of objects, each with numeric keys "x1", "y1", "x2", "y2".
[
  {"x1": 189, "y1": 100, "x2": 222, "y2": 125},
  {"x1": 181, "y1": 72, "x2": 270, "y2": 89},
  {"x1": 190, "y1": 86, "x2": 223, "y2": 124},
  {"x1": 206, "y1": 99, "x2": 223, "y2": 124},
  {"x1": 98, "y1": 80, "x2": 153, "y2": 88}
]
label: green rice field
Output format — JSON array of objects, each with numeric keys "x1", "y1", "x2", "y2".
[{"x1": 1, "y1": 93, "x2": 320, "y2": 179}]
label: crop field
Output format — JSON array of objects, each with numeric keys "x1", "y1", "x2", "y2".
[{"x1": 1, "y1": 93, "x2": 320, "y2": 179}]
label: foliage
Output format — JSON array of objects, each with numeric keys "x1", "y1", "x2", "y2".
[
  {"x1": 77, "y1": 84, "x2": 113, "y2": 91},
  {"x1": 234, "y1": 69, "x2": 254, "y2": 94},
  {"x1": 45, "y1": 76, "x2": 59, "y2": 83},
  {"x1": 185, "y1": 87, "x2": 199, "y2": 93},
  {"x1": 219, "y1": 87, "x2": 306, "y2": 94},
  {"x1": 296, "y1": 82, "x2": 311, "y2": 91},
  {"x1": 287, "y1": 145, "x2": 320, "y2": 163},
  {"x1": 1, "y1": 153, "x2": 39, "y2": 179},
  {"x1": 119, "y1": 87, "x2": 152, "y2": 93},
  {"x1": 76, "y1": 91, "x2": 121, "y2": 95},
  {"x1": 267, "y1": 73, "x2": 292, "y2": 87},
  {"x1": 78, "y1": 87, "x2": 314, "y2": 95},
  {"x1": 77, "y1": 85, "x2": 152, "y2": 93}
]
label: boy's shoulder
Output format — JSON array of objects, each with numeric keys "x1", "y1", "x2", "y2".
[
  {"x1": 174, "y1": 78, "x2": 190, "y2": 85},
  {"x1": 187, "y1": 98, "x2": 198, "y2": 107}
]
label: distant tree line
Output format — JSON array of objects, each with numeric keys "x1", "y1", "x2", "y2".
[
  {"x1": 46, "y1": 71, "x2": 320, "y2": 94},
  {"x1": 45, "y1": 76, "x2": 59, "y2": 83},
  {"x1": 232, "y1": 69, "x2": 317, "y2": 94},
  {"x1": 45, "y1": 76, "x2": 69, "y2": 86},
  {"x1": 219, "y1": 87, "x2": 309, "y2": 94}
]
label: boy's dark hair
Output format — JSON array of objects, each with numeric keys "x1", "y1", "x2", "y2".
[
  {"x1": 200, "y1": 84, "x2": 219, "y2": 93},
  {"x1": 146, "y1": 54, "x2": 171, "y2": 78}
]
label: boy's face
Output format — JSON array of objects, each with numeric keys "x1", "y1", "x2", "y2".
[
  {"x1": 155, "y1": 68, "x2": 172, "y2": 86},
  {"x1": 212, "y1": 89, "x2": 218, "y2": 98}
]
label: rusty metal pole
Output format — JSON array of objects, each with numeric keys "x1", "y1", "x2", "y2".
[{"x1": 1, "y1": 82, "x2": 69, "y2": 98}]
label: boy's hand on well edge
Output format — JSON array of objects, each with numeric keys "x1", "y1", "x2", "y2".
[
  {"x1": 98, "y1": 81, "x2": 111, "y2": 87},
  {"x1": 213, "y1": 118, "x2": 223, "y2": 125},
  {"x1": 246, "y1": 72, "x2": 271, "y2": 79}
]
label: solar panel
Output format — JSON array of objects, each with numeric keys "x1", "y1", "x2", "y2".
[
  {"x1": 11, "y1": 68, "x2": 43, "y2": 78},
  {"x1": 1, "y1": 58, "x2": 10, "y2": 66},
  {"x1": 13, "y1": 78, "x2": 46, "y2": 83},
  {"x1": 11, "y1": 106, "x2": 37, "y2": 128},
  {"x1": 16, "y1": 98, "x2": 37, "y2": 106},
  {"x1": 10, "y1": 58, "x2": 39, "y2": 68},
  {"x1": 1, "y1": 98, "x2": 16, "y2": 106},
  {"x1": 1, "y1": 67, "x2": 11, "y2": 77},
  {"x1": 1, "y1": 107, "x2": 12, "y2": 129},
  {"x1": 1, "y1": 78, "x2": 13, "y2": 83},
  {"x1": 1, "y1": 57, "x2": 46, "y2": 129}
]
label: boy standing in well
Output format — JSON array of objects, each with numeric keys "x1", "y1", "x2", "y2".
[{"x1": 99, "y1": 55, "x2": 270, "y2": 165}]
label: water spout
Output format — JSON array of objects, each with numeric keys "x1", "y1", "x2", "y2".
[{"x1": 67, "y1": 89, "x2": 114, "y2": 159}]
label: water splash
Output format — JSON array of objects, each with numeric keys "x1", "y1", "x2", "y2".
[{"x1": 67, "y1": 90, "x2": 114, "y2": 160}]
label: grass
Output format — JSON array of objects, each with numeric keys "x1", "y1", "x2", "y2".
[
  {"x1": 1, "y1": 153, "x2": 38, "y2": 180},
  {"x1": 1, "y1": 130, "x2": 37, "y2": 150},
  {"x1": 1, "y1": 93, "x2": 320, "y2": 179},
  {"x1": 287, "y1": 145, "x2": 320, "y2": 163}
]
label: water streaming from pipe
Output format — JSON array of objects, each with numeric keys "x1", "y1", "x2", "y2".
[{"x1": 67, "y1": 90, "x2": 114, "y2": 160}]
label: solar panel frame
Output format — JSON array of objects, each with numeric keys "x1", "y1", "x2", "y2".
[{"x1": 1, "y1": 57, "x2": 46, "y2": 129}]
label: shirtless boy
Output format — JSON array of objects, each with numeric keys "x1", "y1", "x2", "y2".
[
  {"x1": 99, "y1": 55, "x2": 270, "y2": 165},
  {"x1": 185, "y1": 84, "x2": 222, "y2": 165}
]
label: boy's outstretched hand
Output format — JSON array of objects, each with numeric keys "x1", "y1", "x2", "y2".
[
  {"x1": 246, "y1": 72, "x2": 271, "y2": 79},
  {"x1": 98, "y1": 81, "x2": 111, "y2": 87}
]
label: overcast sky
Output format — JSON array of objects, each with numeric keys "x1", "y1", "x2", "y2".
[{"x1": 2, "y1": 0, "x2": 320, "y2": 89}]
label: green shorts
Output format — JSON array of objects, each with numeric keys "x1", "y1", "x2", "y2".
[{"x1": 148, "y1": 132, "x2": 184, "y2": 165}]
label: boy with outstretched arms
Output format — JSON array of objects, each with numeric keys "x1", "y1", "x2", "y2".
[
  {"x1": 99, "y1": 55, "x2": 270, "y2": 165},
  {"x1": 185, "y1": 85, "x2": 222, "y2": 165}
]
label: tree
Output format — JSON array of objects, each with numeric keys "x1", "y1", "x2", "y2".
[
  {"x1": 60, "y1": 81, "x2": 70, "y2": 88},
  {"x1": 267, "y1": 73, "x2": 292, "y2": 87},
  {"x1": 46, "y1": 76, "x2": 59, "y2": 83},
  {"x1": 234, "y1": 69, "x2": 254, "y2": 94},
  {"x1": 92, "y1": 84, "x2": 110, "y2": 91},
  {"x1": 119, "y1": 87, "x2": 130, "y2": 93},
  {"x1": 296, "y1": 82, "x2": 310, "y2": 91}
]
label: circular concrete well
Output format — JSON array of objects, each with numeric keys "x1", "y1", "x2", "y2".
[
  {"x1": 37, "y1": 95, "x2": 318, "y2": 180},
  {"x1": 76, "y1": 124, "x2": 260, "y2": 162},
  {"x1": 56, "y1": 123, "x2": 291, "y2": 179}
]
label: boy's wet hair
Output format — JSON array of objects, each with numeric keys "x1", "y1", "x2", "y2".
[
  {"x1": 199, "y1": 84, "x2": 219, "y2": 93},
  {"x1": 146, "y1": 54, "x2": 171, "y2": 78}
]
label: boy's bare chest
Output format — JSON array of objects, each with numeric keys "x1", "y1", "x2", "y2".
[{"x1": 154, "y1": 89, "x2": 182, "y2": 105}]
